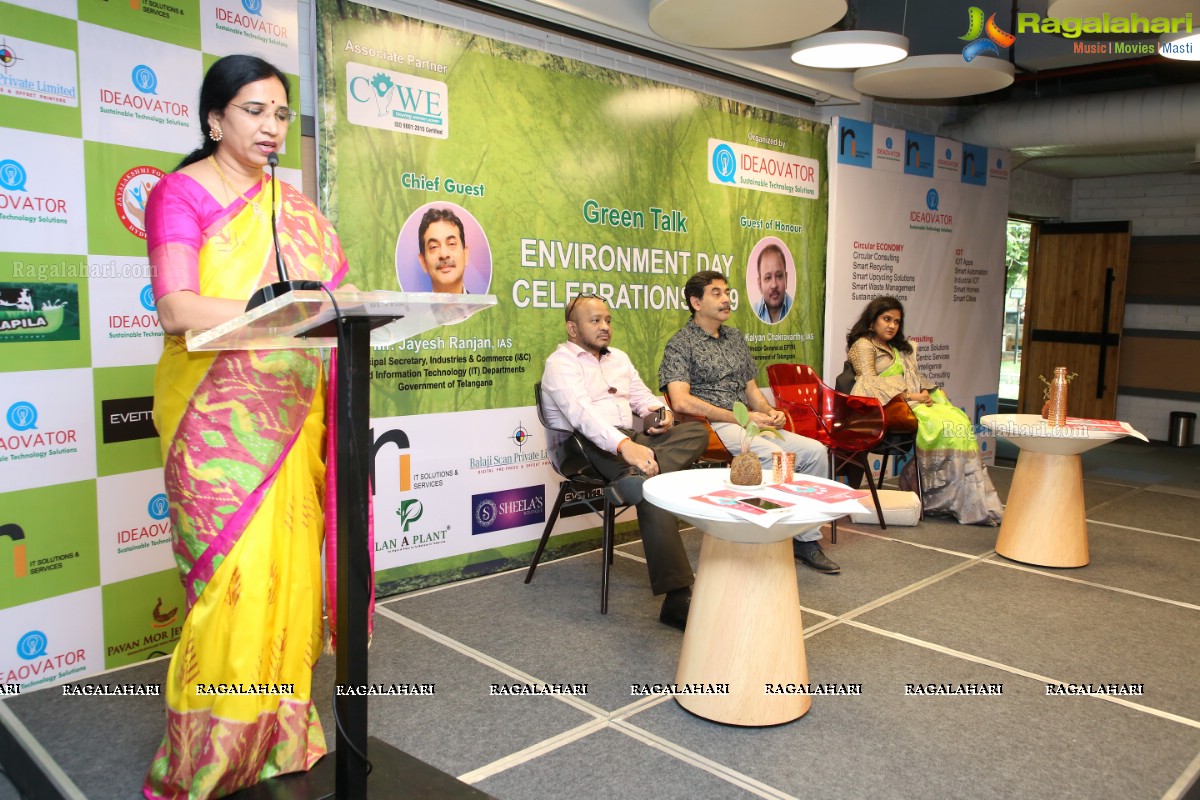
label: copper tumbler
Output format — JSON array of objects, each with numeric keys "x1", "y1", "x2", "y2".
[{"x1": 771, "y1": 451, "x2": 785, "y2": 483}]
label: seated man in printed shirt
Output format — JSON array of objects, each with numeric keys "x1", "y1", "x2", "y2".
[{"x1": 659, "y1": 271, "x2": 839, "y2": 574}]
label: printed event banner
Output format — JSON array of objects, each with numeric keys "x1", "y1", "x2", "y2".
[
  {"x1": 370, "y1": 406, "x2": 561, "y2": 586},
  {"x1": 825, "y1": 117, "x2": 1008, "y2": 464},
  {"x1": 316, "y1": 0, "x2": 829, "y2": 424},
  {"x1": 370, "y1": 404, "x2": 662, "y2": 591}
]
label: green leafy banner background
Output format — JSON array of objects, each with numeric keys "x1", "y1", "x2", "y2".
[{"x1": 317, "y1": 0, "x2": 828, "y2": 419}]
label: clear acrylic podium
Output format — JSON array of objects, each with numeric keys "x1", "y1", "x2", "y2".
[{"x1": 188, "y1": 290, "x2": 496, "y2": 800}]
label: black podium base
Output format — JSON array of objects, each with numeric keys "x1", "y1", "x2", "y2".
[{"x1": 225, "y1": 737, "x2": 492, "y2": 800}]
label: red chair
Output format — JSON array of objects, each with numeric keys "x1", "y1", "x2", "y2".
[
  {"x1": 766, "y1": 363, "x2": 888, "y2": 541},
  {"x1": 835, "y1": 360, "x2": 923, "y2": 519}
]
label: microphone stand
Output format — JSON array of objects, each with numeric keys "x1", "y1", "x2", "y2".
[{"x1": 245, "y1": 152, "x2": 321, "y2": 311}]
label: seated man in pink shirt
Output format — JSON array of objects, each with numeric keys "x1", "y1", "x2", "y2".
[{"x1": 541, "y1": 294, "x2": 708, "y2": 631}]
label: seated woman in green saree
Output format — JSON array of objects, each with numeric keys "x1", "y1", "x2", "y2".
[
  {"x1": 144, "y1": 55, "x2": 364, "y2": 799},
  {"x1": 846, "y1": 297, "x2": 1003, "y2": 526}
]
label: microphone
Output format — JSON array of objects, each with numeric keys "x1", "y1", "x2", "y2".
[
  {"x1": 268, "y1": 151, "x2": 289, "y2": 284},
  {"x1": 245, "y1": 152, "x2": 322, "y2": 310}
]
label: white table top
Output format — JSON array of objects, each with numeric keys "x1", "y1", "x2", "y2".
[
  {"x1": 980, "y1": 413, "x2": 1143, "y2": 456},
  {"x1": 643, "y1": 469, "x2": 849, "y2": 544}
]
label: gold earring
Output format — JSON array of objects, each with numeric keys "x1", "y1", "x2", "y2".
[{"x1": 209, "y1": 124, "x2": 223, "y2": 142}]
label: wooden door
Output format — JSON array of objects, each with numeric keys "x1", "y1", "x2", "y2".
[{"x1": 1019, "y1": 221, "x2": 1130, "y2": 420}]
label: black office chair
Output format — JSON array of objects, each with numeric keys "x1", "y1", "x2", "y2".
[
  {"x1": 525, "y1": 382, "x2": 635, "y2": 613},
  {"x1": 835, "y1": 361, "x2": 923, "y2": 518}
]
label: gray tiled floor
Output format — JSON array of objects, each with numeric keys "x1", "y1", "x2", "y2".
[
  {"x1": 986, "y1": 522, "x2": 1200, "y2": 605},
  {"x1": 2, "y1": 441, "x2": 1199, "y2": 800},
  {"x1": 854, "y1": 561, "x2": 1200, "y2": 720},
  {"x1": 1087, "y1": 487, "x2": 1200, "y2": 539},
  {"x1": 474, "y1": 727, "x2": 765, "y2": 800},
  {"x1": 631, "y1": 623, "x2": 1200, "y2": 800}
]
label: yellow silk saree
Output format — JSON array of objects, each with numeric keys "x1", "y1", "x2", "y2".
[{"x1": 144, "y1": 173, "x2": 349, "y2": 799}]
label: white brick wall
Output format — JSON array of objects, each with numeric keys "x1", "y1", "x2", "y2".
[
  {"x1": 1010, "y1": 168, "x2": 1071, "y2": 220},
  {"x1": 1071, "y1": 172, "x2": 1200, "y2": 236},
  {"x1": 1116, "y1": 394, "x2": 1200, "y2": 444},
  {"x1": 1124, "y1": 304, "x2": 1200, "y2": 332},
  {"x1": 871, "y1": 100, "x2": 965, "y2": 135}
]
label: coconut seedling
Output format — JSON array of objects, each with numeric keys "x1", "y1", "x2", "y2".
[{"x1": 728, "y1": 400, "x2": 778, "y2": 485}]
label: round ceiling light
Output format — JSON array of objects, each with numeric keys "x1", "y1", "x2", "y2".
[
  {"x1": 854, "y1": 54, "x2": 1015, "y2": 100},
  {"x1": 648, "y1": 0, "x2": 847, "y2": 49},
  {"x1": 791, "y1": 30, "x2": 909, "y2": 69}
]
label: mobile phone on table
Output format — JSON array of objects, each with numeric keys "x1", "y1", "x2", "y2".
[{"x1": 740, "y1": 497, "x2": 785, "y2": 511}]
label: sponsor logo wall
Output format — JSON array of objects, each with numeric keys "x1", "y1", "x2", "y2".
[
  {"x1": 825, "y1": 117, "x2": 1008, "y2": 469},
  {"x1": 0, "y1": 0, "x2": 301, "y2": 690}
]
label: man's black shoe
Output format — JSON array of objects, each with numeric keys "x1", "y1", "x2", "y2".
[
  {"x1": 793, "y1": 539, "x2": 840, "y2": 573},
  {"x1": 605, "y1": 468, "x2": 645, "y2": 506},
  {"x1": 658, "y1": 587, "x2": 691, "y2": 631}
]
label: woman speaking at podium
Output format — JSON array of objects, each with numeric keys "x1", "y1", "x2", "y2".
[{"x1": 143, "y1": 55, "x2": 350, "y2": 799}]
